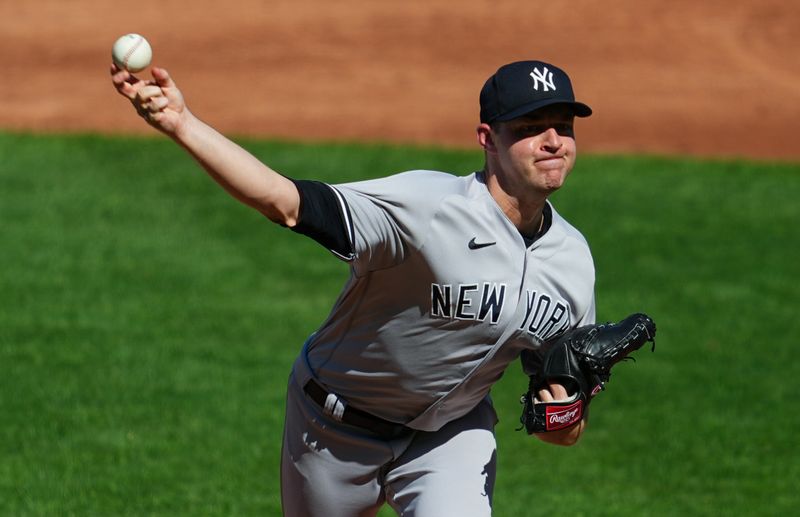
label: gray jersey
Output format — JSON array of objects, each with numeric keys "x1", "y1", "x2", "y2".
[{"x1": 297, "y1": 169, "x2": 595, "y2": 432}]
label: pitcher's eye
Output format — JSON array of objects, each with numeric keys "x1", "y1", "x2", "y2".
[
  {"x1": 516, "y1": 125, "x2": 547, "y2": 136},
  {"x1": 554, "y1": 124, "x2": 574, "y2": 137}
]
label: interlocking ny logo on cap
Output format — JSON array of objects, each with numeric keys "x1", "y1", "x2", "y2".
[{"x1": 530, "y1": 67, "x2": 556, "y2": 92}]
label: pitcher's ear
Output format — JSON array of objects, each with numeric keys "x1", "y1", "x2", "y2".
[{"x1": 476, "y1": 123, "x2": 496, "y2": 153}]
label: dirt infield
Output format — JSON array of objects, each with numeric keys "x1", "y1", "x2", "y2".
[{"x1": 2, "y1": 0, "x2": 798, "y2": 161}]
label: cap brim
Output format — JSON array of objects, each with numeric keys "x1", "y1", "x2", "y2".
[{"x1": 494, "y1": 99, "x2": 592, "y2": 122}]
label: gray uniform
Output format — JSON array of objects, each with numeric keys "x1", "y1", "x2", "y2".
[{"x1": 282, "y1": 169, "x2": 595, "y2": 516}]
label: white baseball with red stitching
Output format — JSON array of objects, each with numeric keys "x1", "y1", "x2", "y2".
[{"x1": 112, "y1": 34, "x2": 152, "y2": 73}]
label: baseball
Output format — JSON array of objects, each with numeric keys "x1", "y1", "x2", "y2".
[{"x1": 112, "y1": 34, "x2": 152, "y2": 73}]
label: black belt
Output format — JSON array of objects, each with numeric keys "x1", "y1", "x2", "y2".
[{"x1": 303, "y1": 379, "x2": 413, "y2": 440}]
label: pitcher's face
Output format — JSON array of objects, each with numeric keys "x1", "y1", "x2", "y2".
[{"x1": 486, "y1": 105, "x2": 577, "y2": 195}]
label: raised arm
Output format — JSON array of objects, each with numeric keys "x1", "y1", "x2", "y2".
[{"x1": 110, "y1": 65, "x2": 300, "y2": 226}]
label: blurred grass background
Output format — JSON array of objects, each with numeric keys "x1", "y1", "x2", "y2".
[{"x1": 1, "y1": 132, "x2": 798, "y2": 516}]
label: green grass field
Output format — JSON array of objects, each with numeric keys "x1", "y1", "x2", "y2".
[{"x1": 1, "y1": 131, "x2": 798, "y2": 516}]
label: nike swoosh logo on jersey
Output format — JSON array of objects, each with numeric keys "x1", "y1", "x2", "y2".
[{"x1": 468, "y1": 237, "x2": 496, "y2": 250}]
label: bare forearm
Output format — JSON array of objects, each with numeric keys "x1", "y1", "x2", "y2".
[
  {"x1": 111, "y1": 66, "x2": 300, "y2": 225},
  {"x1": 534, "y1": 419, "x2": 585, "y2": 446},
  {"x1": 172, "y1": 112, "x2": 299, "y2": 224}
]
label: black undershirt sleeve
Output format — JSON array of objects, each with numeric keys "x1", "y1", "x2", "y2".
[{"x1": 289, "y1": 179, "x2": 354, "y2": 259}]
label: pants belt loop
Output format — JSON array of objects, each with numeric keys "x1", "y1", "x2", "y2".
[{"x1": 323, "y1": 392, "x2": 347, "y2": 421}]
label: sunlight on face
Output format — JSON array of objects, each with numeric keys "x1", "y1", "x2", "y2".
[{"x1": 488, "y1": 104, "x2": 578, "y2": 196}]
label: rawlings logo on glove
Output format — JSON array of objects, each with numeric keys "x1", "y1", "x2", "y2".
[
  {"x1": 519, "y1": 313, "x2": 657, "y2": 434},
  {"x1": 545, "y1": 400, "x2": 583, "y2": 430}
]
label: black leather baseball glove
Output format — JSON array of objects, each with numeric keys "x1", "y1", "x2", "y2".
[{"x1": 519, "y1": 313, "x2": 657, "y2": 434}]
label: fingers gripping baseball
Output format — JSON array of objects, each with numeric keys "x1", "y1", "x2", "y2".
[{"x1": 111, "y1": 65, "x2": 186, "y2": 134}]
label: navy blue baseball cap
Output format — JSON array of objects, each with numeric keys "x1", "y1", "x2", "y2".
[{"x1": 479, "y1": 60, "x2": 592, "y2": 123}]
